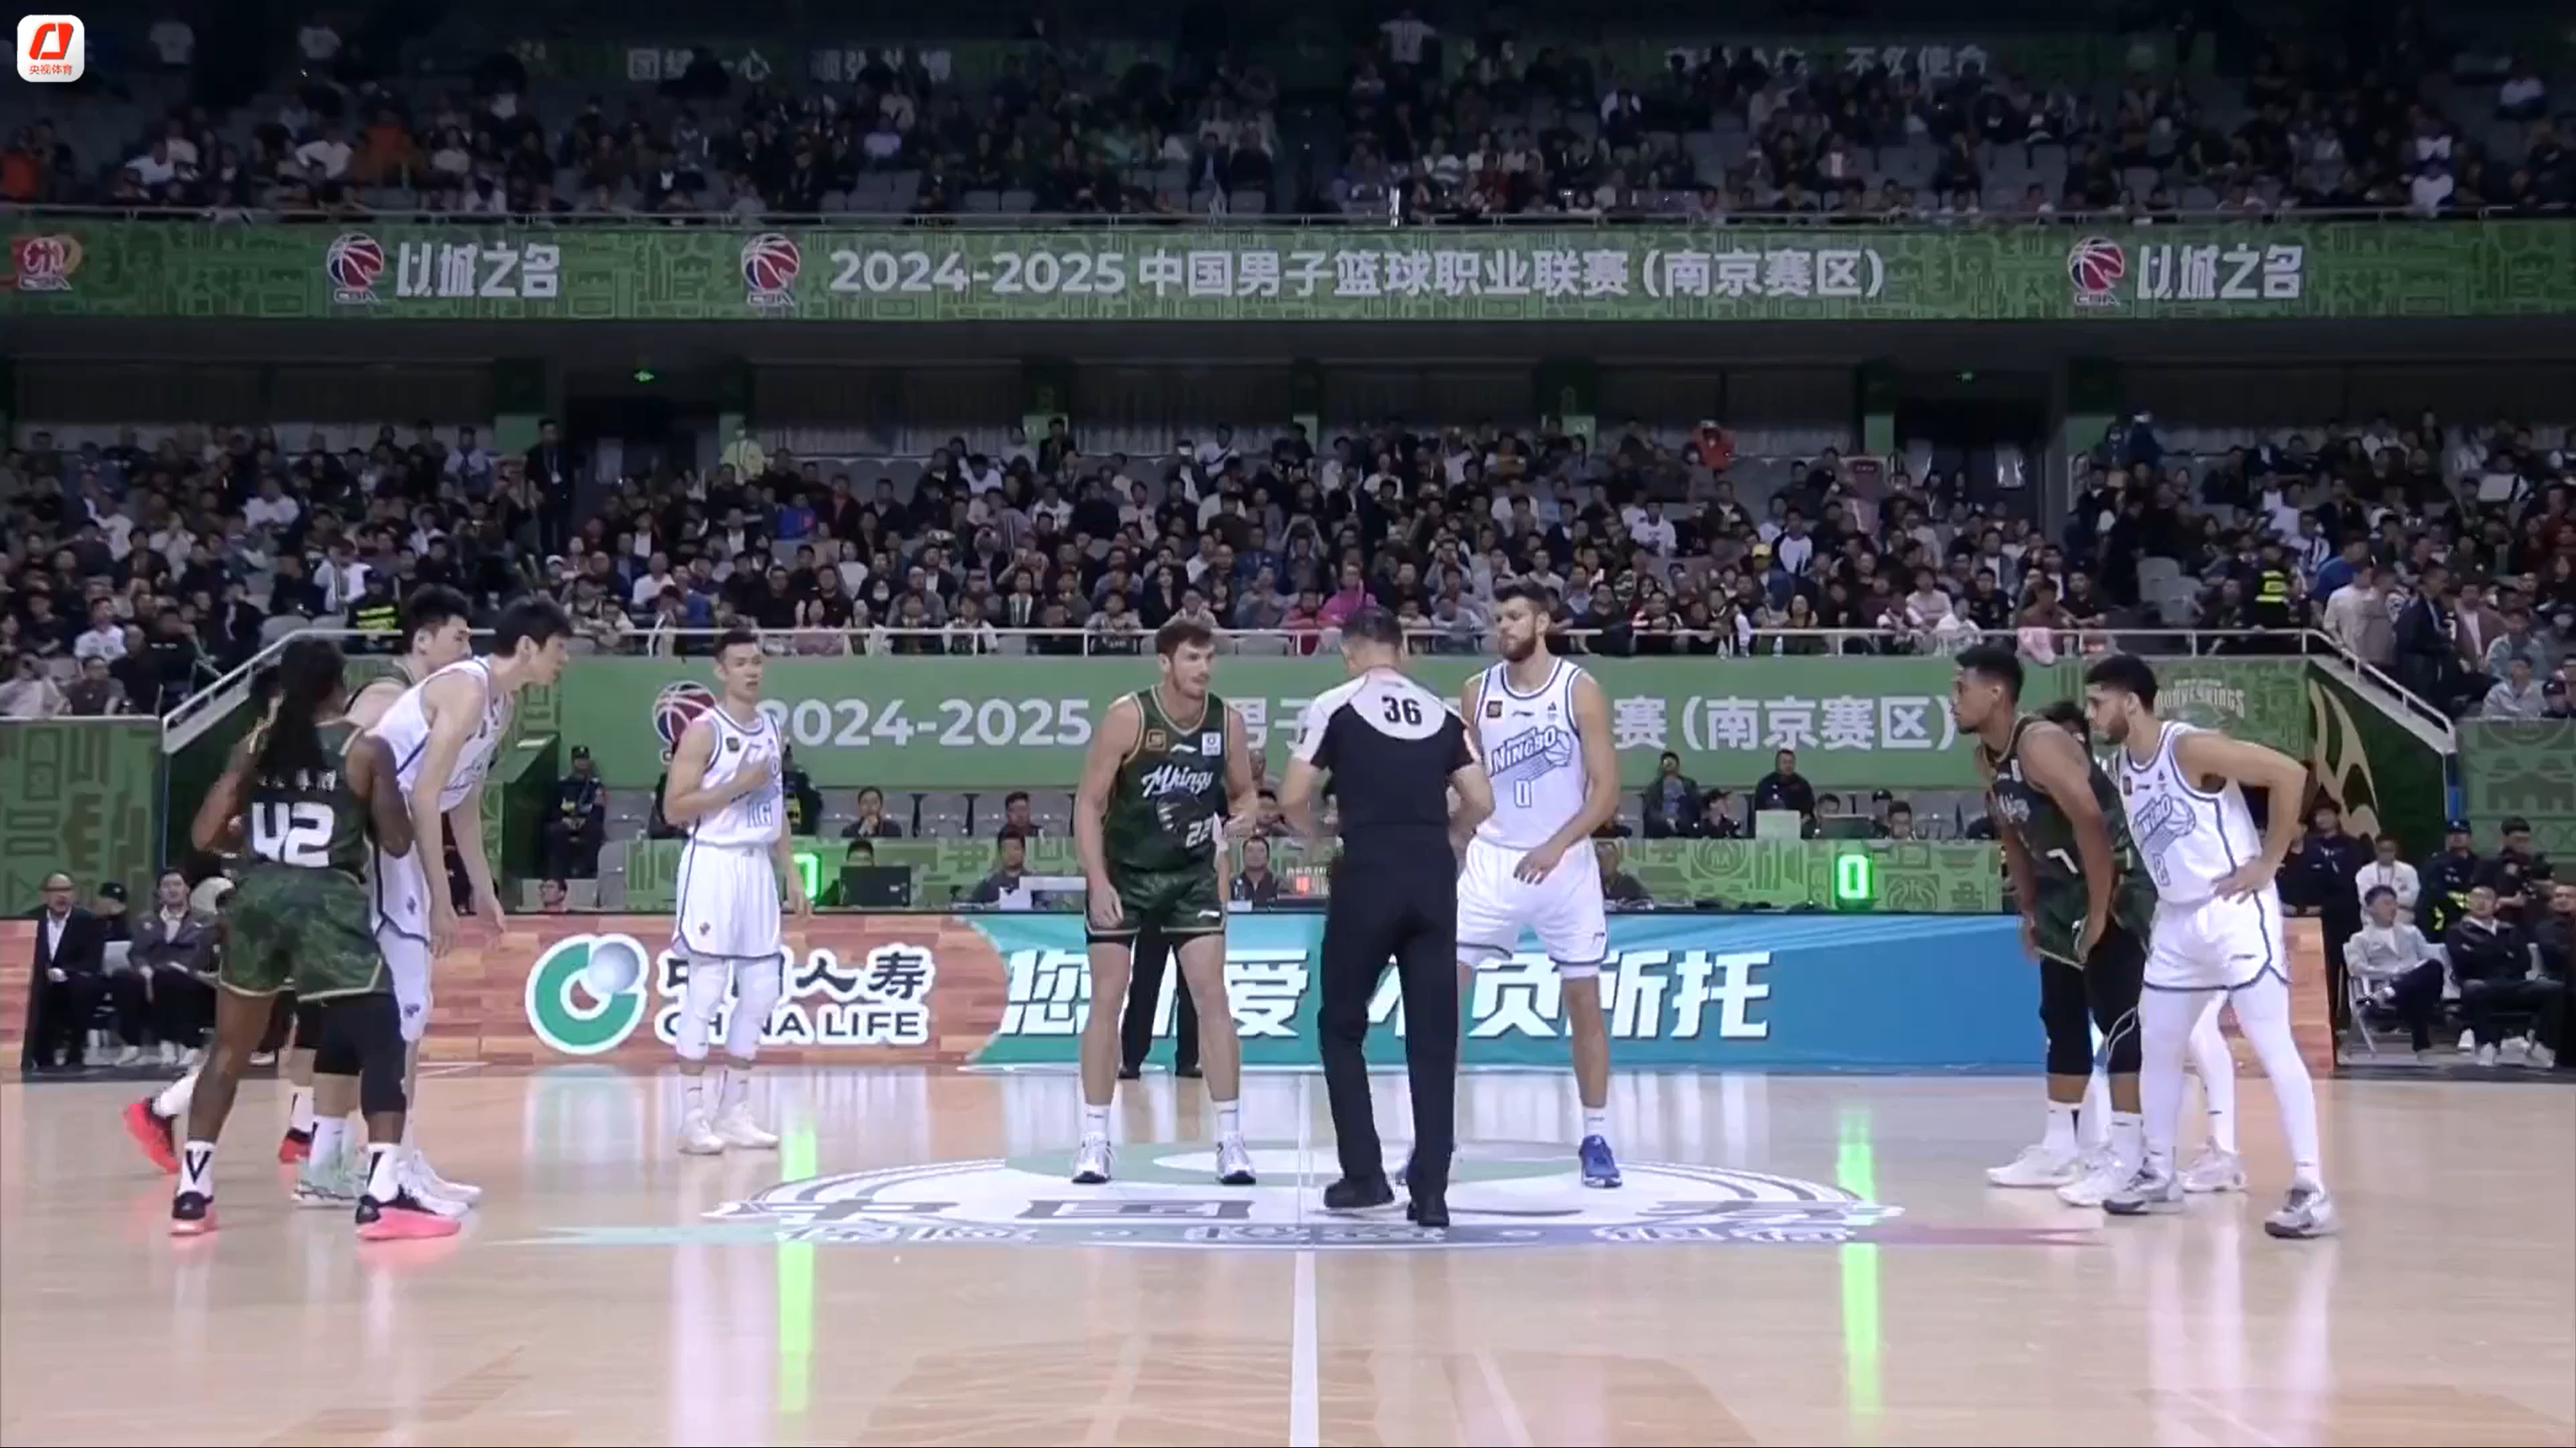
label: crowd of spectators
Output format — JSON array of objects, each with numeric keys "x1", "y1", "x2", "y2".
[
  {"x1": 5, "y1": 401, "x2": 2570, "y2": 720},
  {"x1": 5, "y1": 10, "x2": 2571, "y2": 220},
  {"x1": 2065, "y1": 410, "x2": 2575, "y2": 717}
]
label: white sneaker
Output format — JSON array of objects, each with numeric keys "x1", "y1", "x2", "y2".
[
  {"x1": 2054, "y1": 1151, "x2": 2132, "y2": 1207},
  {"x1": 2181, "y1": 1146, "x2": 2247, "y2": 1194},
  {"x1": 112, "y1": 1045, "x2": 142, "y2": 1067},
  {"x1": 406, "y1": 1151, "x2": 482, "y2": 1204},
  {"x1": 678, "y1": 1109, "x2": 725, "y2": 1155},
  {"x1": 2477, "y1": 1042, "x2": 2499, "y2": 1067},
  {"x1": 2263, "y1": 1183, "x2": 2340, "y2": 1239},
  {"x1": 1986, "y1": 1142, "x2": 2085, "y2": 1188},
  {"x1": 1070, "y1": 1133, "x2": 1113, "y2": 1184},
  {"x1": 294, "y1": 1151, "x2": 367, "y2": 1209},
  {"x1": 1215, "y1": 1135, "x2": 1256, "y2": 1186},
  {"x1": 2531, "y1": 1043, "x2": 2559, "y2": 1070},
  {"x1": 2102, "y1": 1161, "x2": 2186, "y2": 1217},
  {"x1": 156, "y1": 1042, "x2": 180, "y2": 1066},
  {"x1": 181, "y1": 1048, "x2": 204, "y2": 1070},
  {"x1": 713, "y1": 1102, "x2": 779, "y2": 1150},
  {"x1": 397, "y1": 1157, "x2": 473, "y2": 1218},
  {"x1": 2458, "y1": 1030, "x2": 2477, "y2": 1052}
]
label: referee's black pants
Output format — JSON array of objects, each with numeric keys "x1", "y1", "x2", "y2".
[{"x1": 1317, "y1": 849, "x2": 1459, "y2": 1201}]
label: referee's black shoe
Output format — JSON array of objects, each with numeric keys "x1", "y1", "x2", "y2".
[
  {"x1": 1323, "y1": 1175, "x2": 1395, "y2": 1212},
  {"x1": 1405, "y1": 1196, "x2": 1449, "y2": 1229}
]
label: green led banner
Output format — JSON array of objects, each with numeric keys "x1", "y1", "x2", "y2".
[{"x1": 6, "y1": 221, "x2": 2569, "y2": 323}]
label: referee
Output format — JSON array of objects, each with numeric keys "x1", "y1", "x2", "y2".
[{"x1": 1280, "y1": 608, "x2": 1493, "y2": 1227}]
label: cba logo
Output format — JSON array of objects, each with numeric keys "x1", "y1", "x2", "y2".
[
  {"x1": 688, "y1": 1143, "x2": 1902, "y2": 1252},
  {"x1": 4, "y1": 234, "x2": 83, "y2": 292},
  {"x1": 17, "y1": 15, "x2": 83, "y2": 83},
  {"x1": 653, "y1": 681, "x2": 718, "y2": 760},
  {"x1": 2067, "y1": 235, "x2": 2127, "y2": 309},
  {"x1": 326, "y1": 232, "x2": 387, "y2": 305},
  {"x1": 740, "y1": 232, "x2": 801, "y2": 309},
  {"x1": 524, "y1": 934, "x2": 650, "y2": 1056}
]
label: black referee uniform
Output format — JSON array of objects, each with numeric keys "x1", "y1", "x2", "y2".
[{"x1": 1289, "y1": 662, "x2": 1481, "y2": 1217}]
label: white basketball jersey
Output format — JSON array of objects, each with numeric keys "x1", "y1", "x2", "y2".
[
  {"x1": 371, "y1": 658, "x2": 510, "y2": 812},
  {"x1": 689, "y1": 705, "x2": 784, "y2": 848},
  {"x1": 1471, "y1": 657, "x2": 1591, "y2": 851},
  {"x1": 2116, "y1": 720, "x2": 2265, "y2": 906}
]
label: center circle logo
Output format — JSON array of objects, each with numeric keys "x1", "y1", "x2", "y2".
[{"x1": 702, "y1": 1142, "x2": 1900, "y2": 1251}]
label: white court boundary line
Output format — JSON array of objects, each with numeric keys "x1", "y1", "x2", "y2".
[{"x1": 1290, "y1": 1073, "x2": 1319, "y2": 1447}]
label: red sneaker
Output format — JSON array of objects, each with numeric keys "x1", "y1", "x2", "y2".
[
  {"x1": 278, "y1": 1128, "x2": 313, "y2": 1164},
  {"x1": 355, "y1": 1192, "x2": 463, "y2": 1242},
  {"x1": 123, "y1": 1100, "x2": 179, "y2": 1174}
]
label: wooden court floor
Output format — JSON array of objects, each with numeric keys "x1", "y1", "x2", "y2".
[{"x1": 2, "y1": 1069, "x2": 2570, "y2": 1447}]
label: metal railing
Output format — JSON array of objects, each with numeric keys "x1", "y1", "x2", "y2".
[{"x1": 7, "y1": 202, "x2": 2553, "y2": 229}]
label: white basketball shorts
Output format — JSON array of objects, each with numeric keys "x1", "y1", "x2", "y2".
[
  {"x1": 372, "y1": 847, "x2": 435, "y2": 1042},
  {"x1": 1455, "y1": 835, "x2": 1611, "y2": 975},
  {"x1": 672, "y1": 840, "x2": 784, "y2": 965},
  {"x1": 2144, "y1": 887, "x2": 2287, "y2": 993}
]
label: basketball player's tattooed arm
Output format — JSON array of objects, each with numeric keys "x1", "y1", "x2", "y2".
[
  {"x1": 1513, "y1": 673, "x2": 1618, "y2": 883},
  {"x1": 2018, "y1": 722, "x2": 2118, "y2": 957},
  {"x1": 1075, "y1": 695, "x2": 1143, "y2": 931},
  {"x1": 346, "y1": 732, "x2": 415, "y2": 860},
  {"x1": 2174, "y1": 730, "x2": 2312, "y2": 899},
  {"x1": 189, "y1": 736, "x2": 258, "y2": 853},
  {"x1": 1979, "y1": 751, "x2": 2049, "y2": 962},
  {"x1": 1220, "y1": 702, "x2": 1259, "y2": 842}
]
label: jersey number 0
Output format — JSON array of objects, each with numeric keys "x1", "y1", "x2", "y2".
[{"x1": 251, "y1": 800, "x2": 335, "y2": 868}]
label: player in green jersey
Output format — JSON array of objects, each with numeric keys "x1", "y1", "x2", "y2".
[
  {"x1": 1953, "y1": 644, "x2": 2155, "y2": 1206},
  {"x1": 163, "y1": 639, "x2": 456, "y2": 1240},
  {"x1": 1070, "y1": 618, "x2": 1261, "y2": 1186}
]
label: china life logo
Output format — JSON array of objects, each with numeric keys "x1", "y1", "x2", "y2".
[
  {"x1": 17, "y1": 15, "x2": 84, "y2": 81},
  {"x1": 525, "y1": 934, "x2": 651, "y2": 1055},
  {"x1": 524, "y1": 933, "x2": 941, "y2": 1056}
]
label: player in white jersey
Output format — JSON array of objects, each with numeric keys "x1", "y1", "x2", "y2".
[
  {"x1": 658, "y1": 629, "x2": 810, "y2": 1155},
  {"x1": 2083, "y1": 655, "x2": 2337, "y2": 1238},
  {"x1": 372, "y1": 599, "x2": 573, "y2": 1205},
  {"x1": 1455, "y1": 582, "x2": 1624, "y2": 1187}
]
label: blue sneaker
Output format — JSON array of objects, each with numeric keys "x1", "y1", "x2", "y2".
[{"x1": 1579, "y1": 1135, "x2": 1622, "y2": 1188}]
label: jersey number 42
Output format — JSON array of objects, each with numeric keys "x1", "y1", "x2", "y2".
[{"x1": 251, "y1": 800, "x2": 335, "y2": 868}]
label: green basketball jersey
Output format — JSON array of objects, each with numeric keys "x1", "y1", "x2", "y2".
[
  {"x1": 1980, "y1": 715, "x2": 2155, "y2": 962},
  {"x1": 1103, "y1": 688, "x2": 1230, "y2": 876},
  {"x1": 243, "y1": 720, "x2": 374, "y2": 879}
]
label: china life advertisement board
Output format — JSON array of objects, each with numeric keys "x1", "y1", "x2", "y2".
[{"x1": 491, "y1": 913, "x2": 2038, "y2": 1073}]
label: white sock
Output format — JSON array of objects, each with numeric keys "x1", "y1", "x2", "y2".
[
  {"x1": 2042, "y1": 1100, "x2": 2078, "y2": 1153},
  {"x1": 1082, "y1": 1104, "x2": 1112, "y2": 1139},
  {"x1": 1214, "y1": 1100, "x2": 1241, "y2": 1139},
  {"x1": 2232, "y1": 973, "x2": 2325, "y2": 1188},
  {"x1": 721, "y1": 1063, "x2": 750, "y2": 1113},
  {"x1": 288, "y1": 1088, "x2": 315, "y2": 1135},
  {"x1": 179, "y1": 1139, "x2": 216, "y2": 1199},
  {"x1": 2110, "y1": 1110, "x2": 2143, "y2": 1165},
  {"x1": 365, "y1": 1143, "x2": 402, "y2": 1202},
  {"x1": 1581, "y1": 1107, "x2": 1609, "y2": 1139},
  {"x1": 153, "y1": 1069, "x2": 197, "y2": 1120},
  {"x1": 682, "y1": 1073, "x2": 708, "y2": 1115},
  {"x1": 2078, "y1": 1072, "x2": 2112, "y2": 1149},
  {"x1": 2137, "y1": 988, "x2": 2208, "y2": 1174},
  {"x1": 2189, "y1": 1005, "x2": 2239, "y2": 1152},
  {"x1": 311, "y1": 1116, "x2": 347, "y2": 1167},
  {"x1": 399, "y1": 1116, "x2": 416, "y2": 1152}
]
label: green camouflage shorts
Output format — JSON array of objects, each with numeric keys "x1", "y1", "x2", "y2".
[
  {"x1": 223, "y1": 864, "x2": 386, "y2": 1000},
  {"x1": 1088, "y1": 864, "x2": 1226, "y2": 944}
]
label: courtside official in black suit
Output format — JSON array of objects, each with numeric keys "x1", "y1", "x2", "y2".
[
  {"x1": 23, "y1": 872, "x2": 109, "y2": 1072},
  {"x1": 1280, "y1": 608, "x2": 1493, "y2": 1226}
]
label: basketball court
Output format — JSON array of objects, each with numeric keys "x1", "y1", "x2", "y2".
[{"x1": 2, "y1": 1068, "x2": 2570, "y2": 1446}]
